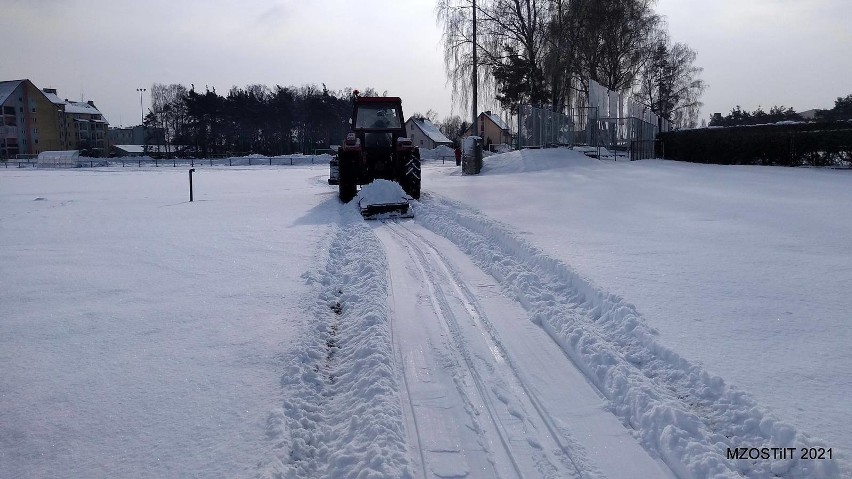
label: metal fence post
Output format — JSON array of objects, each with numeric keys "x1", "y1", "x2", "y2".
[{"x1": 189, "y1": 168, "x2": 195, "y2": 202}]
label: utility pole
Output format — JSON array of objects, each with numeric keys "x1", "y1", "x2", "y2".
[
  {"x1": 471, "y1": 0, "x2": 478, "y2": 137},
  {"x1": 136, "y1": 88, "x2": 146, "y2": 125}
]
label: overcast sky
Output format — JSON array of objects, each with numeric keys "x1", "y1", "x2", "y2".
[{"x1": 2, "y1": 0, "x2": 850, "y2": 127}]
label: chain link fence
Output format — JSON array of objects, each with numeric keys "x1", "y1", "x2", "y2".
[
  {"x1": 514, "y1": 80, "x2": 671, "y2": 160},
  {"x1": 516, "y1": 105, "x2": 574, "y2": 148}
]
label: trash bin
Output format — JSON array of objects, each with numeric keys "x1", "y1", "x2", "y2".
[{"x1": 462, "y1": 136, "x2": 483, "y2": 175}]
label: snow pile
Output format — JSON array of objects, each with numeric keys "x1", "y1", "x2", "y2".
[
  {"x1": 419, "y1": 144, "x2": 455, "y2": 160},
  {"x1": 265, "y1": 206, "x2": 412, "y2": 478},
  {"x1": 414, "y1": 193, "x2": 841, "y2": 479},
  {"x1": 481, "y1": 147, "x2": 591, "y2": 174},
  {"x1": 355, "y1": 179, "x2": 410, "y2": 206}
]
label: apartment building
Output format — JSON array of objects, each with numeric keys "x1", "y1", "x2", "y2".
[
  {"x1": 0, "y1": 79, "x2": 110, "y2": 158},
  {"x1": 1, "y1": 79, "x2": 62, "y2": 157}
]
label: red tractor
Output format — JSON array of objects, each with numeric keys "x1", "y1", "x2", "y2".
[{"x1": 336, "y1": 94, "x2": 421, "y2": 208}]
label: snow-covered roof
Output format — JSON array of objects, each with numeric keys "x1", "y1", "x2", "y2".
[
  {"x1": 0, "y1": 80, "x2": 24, "y2": 106},
  {"x1": 114, "y1": 145, "x2": 145, "y2": 154},
  {"x1": 485, "y1": 112, "x2": 509, "y2": 131},
  {"x1": 42, "y1": 91, "x2": 65, "y2": 105},
  {"x1": 408, "y1": 118, "x2": 452, "y2": 145},
  {"x1": 64, "y1": 101, "x2": 102, "y2": 115}
]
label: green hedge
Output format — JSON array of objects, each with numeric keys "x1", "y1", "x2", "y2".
[{"x1": 659, "y1": 122, "x2": 852, "y2": 166}]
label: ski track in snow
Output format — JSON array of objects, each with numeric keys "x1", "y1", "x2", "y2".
[{"x1": 408, "y1": 192, "x2": 843, "y2": 479}]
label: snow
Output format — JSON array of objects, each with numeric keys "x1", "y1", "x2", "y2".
[
  {"x1": 113, "y1": 144, "x2": 145, "y2": 154},
  {"x1": 425, "y1": 148, "x2": 851, "y2": 475},
  {"x1": 1, "y1": 151, "x2": 849, "y2": 478},
  {"x1": 355, "y1": 179, "x2": 410, "y2": 205},
  {"x1": 419, "y1": 145, "x2": 455, "y2": 161},
  {"x1": 0, "y1": 167, "x2": 330, "y2": 478},
  {"x1": 64, "y1": 100, "x2": 103, "y2": 115},
  {"x1": 409, "y1": 118, "x2": 452, "y2": 145}
]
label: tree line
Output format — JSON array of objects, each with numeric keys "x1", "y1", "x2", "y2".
[
  {"x1": 709, "y1": 94, "x2": 852, "y2": 127},
  {"x1": 436, "y1": 0, "x2": 706, "y2": 128},
  {"x1": 144, "y1": 83, "x2": 476, "y2": 156},
  {"x1": 144, "y1": 83, "x2": 395, "y2": 157}
]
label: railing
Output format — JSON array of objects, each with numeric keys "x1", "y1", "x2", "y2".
[
  {"x1": 1, "y1": 155, "x2": 334, "y2": 169},
  {"x1": 630, "y1": 139, "x2": 664, "y2": 161}
]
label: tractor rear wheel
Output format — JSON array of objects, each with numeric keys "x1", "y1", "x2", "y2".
[
  {"x1": 402, "y1": 151, "x2": 421, "y2": 199},
  {"x1": 338, "y1": 153, "x2": 358, "y2": 203}
]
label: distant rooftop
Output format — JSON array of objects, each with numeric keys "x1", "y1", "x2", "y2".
[
  {"x1": 62, "y1": 98, "x2": 103, "y2": 115},
  {"x1": 485, "y1": 112, "x2": 509, "y2": 131},
  {"x1": 0, "y1": 79, "x2": 106, "y2": 121},
  {"x1": 0, "y1": 80, "x2": 24, "y2": 106},
  {"x1": 409, "y1": 118, "x2": 452, "y2": 144}
]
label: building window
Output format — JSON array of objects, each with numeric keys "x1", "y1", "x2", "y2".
[{"x1": 32, "y1": 108, "x2": 36, "y2": 113}]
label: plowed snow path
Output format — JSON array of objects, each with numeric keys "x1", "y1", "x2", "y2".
[{"x1": 375, "y1": 220, "x2": 674, "y2": 479}]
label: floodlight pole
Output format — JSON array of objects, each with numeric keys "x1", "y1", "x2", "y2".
[
  {"x1": 136, "y1": 88, "x2": 146, "y2": 124},
  {"x1": 472, "y1": 0, "x2": 478, "y2": 137}
]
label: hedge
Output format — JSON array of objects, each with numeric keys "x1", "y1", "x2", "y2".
[{"x1": 658, "y1": 122, "x2": 852, "y2": 167}]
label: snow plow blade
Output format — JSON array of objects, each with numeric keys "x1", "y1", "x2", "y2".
[{"x1": 358, "y1": 199, "x2": 413, "y2": 220}]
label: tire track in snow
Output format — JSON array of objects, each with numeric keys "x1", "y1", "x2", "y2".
[
  {"x1": 379, "y1": 222, "x2": 521, "y2": 478},
  {"x1": 381, "y1": 221, "x2": 584, "y2": 479},
  {"x1": 386, "y1": 257, "x2": 430, "y2": 479},
  {"x1": 412, "y1": 193, "x2": 843, "y2": 479},
  {"x1": 393, "y1": 220, "x2": 604, "y2": 478}
]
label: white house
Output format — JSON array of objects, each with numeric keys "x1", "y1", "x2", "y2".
[{"x1": 405, "y1": 118, "x2": 453, "y2": 149}]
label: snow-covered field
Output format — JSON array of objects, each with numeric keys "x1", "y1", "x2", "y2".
[{"x1": 1, "y1": 151, "x2": 848, "y2": 478}]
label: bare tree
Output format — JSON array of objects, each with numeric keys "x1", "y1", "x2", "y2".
[
  {"x1": 438, "y1": 0, "x2": 706, "y2": 125},
  {"x1": 437, "y1": 115, "x2": 468, "y2": 143},
  {"x1": 636, "y1": 29, "x2": 706, "y2": 129},
  {"x1": 546, "y1": 0, "x2": 659, "y2": 100},
  {"x1": 150, "y1": 83, "x2": 188, "y2": 157},
  {"x1": 411, "y1": 109, "x2": 440, "y2": 123},
  {"x1": 437, "y1": 0, "x2": 551, "y2": 111}
]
